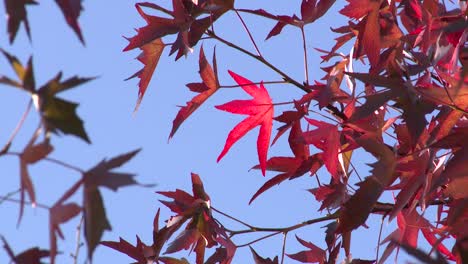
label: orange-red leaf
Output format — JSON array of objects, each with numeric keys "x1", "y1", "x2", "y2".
[
  {"x1": 126, "y1": 38, "x2": 165, "y2": 112},
  {"x1": 216, "y1": 71, "x2": 274, "y2": 176}
]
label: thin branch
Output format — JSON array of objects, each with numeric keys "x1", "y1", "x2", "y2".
[
  {"x1": 0, "y1": 196, "x2": 49, "y2": 210},
  {"x1": 206, "y1": 30, "x2": 306, "y2": 91},
  {"x1": 4, "y1": 152, "x2": 84, "y2": 174},
  {"x1": 236, "y1": 231, "x2": 282, "y2": 248},
  {"x1": 0, "y1": 189, "x2": 20, "y2": 205},
  {"x1": 300, "y1": 27, "x2": 309, "y2": 85},
  {"x1": 376, "y1": 215, "x2": 385, "y2": 263},
  {"x1": 280, "y1": 232, "x2": 288, "y2": 264},
  {"x1": 212, "y1": 206, "x2": 254, "y2": 229},
  {"x1": 230, "y1": 213, "x2": 338, "y2": 236},
  {"x1": 234, "y1": 9, "x2": 263, "y2": 58},
  {"x1": 71, "y1": 216, "x2": 84, "y2": 264},
  {"x1": 1, "y1": 100, "x2": 33, "y2": 154}
]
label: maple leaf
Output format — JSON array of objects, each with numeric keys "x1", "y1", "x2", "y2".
[
  {"x1": 126, "y1": 38, "x2": 165, "y2": 112},
  {"x1": 216, "y1": 70, "x2": 274, "y2": 176},
  {"x1": 338, "y1": 134, "x2": 396, "y2": 233},
  {"x1": 1, "y1": 236, "x2": 50, "y2": 264},
  {"x1": 170, "y1": 46, "x2": 220, "y2": 138},
  {"x1": 17, "y1": 138, "x2": 53, "y2": 225},
  {"x1": 157, "y1": 173, "x2": 226, "y2": 264},
  {"x1": 124, "y1": 2, "x2": 230, "y2": 58},
  {"x1": 49, "y1": 202, "x2": 82, "y2": 264},
  {"x1": 250, "y1": 247, "x2": 279, "y2": 264},
  {"x1": 82, "y1": 149, "x2": 146, "y2": 260},
  {"x1": 54, "y1": 0, "x2": 85, "y2": 43},
  {"x1": 101, "y1": 237, "x2": 149, "y2": 264},
  {"x1": 0, "y1": 50, "x2": 94, "y2": 142},
  {"x1": 286, "y1": 235, "x2": 326, "y2": 263},
  {"x1": 302, "y1": 118, "x2": 340, "y2": 179},
  {"x1": 4, "y1": 0, "x2": 38, "y2": 43}
]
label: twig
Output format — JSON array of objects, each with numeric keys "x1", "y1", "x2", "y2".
[
  {"x1": 206, "y1": 30, "x2": 306, "y2": 91},
  {"x1": 0, "y1": 189, "x2": 20, "y2": 205},
  {"x1": 234, "y1": 9, "x2": 263, "y2": 58},
  {"x1": 300, "y1": 27, "x2": 309, "y2": 85},
  {"x1": 280, "y1": 232, "x2": 288, "y2": 264},
  {"x1": 376, "y1": 215, "x2": 385, "y2": 263},
  {"x1": 71, "y1": 216, "x2": 84, "y2": 264},
  {"x1": 4, "y1": 152, "x2": 84, "y2": 174},
  {"x1": 236, "y1": 231, "x2": 282, "y2": 248},
  {"x1": 0, "y1": 196, "x2": 49, "y2": 209},
  {"x1": 1, "y1": 100, "x2": 33, "y2": 154},
  {"x1": 212, "y1": 206, "x2": 254, "y2": 229}
]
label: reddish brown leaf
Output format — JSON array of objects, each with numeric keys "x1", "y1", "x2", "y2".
[
  {"x1": 54, "y1": 0, "x2": 84, "y2": 43},
  {"x1": 338, "y1": 135, "x2": 396, "y2": 233},
  {"x1": 126, "y1": 38, "x2": 165, "y2": 112},
  {"x1": 301, "y1": 0, "x2": 337, "y2": 24},
  {"x1": 250, "y1": 154, "x2": 323, "y2": 204},
  {"x1": 250, "y1": 247, "x2": 279, "y2": 264},
  {"x1": 101, "y1": 237, "x2": 147, "y2": 264},
  {"x1": 82, "y1": 149, "x2": 144, "y2": 260},
  {"x1": 1, "y1": 236, "x2": 50, "y2": 264},
  {"x1": 4, "y1": 0, "x2": 38, "y2": 43},
  {"x1": 216, "y1": 71, "x2": 274, "y2": 176},
  {"x1": 170, "y1": 46, "x2": 220, "y2": 138},
  {"x1": 287, "y1": 235, "x2": 326, "y2": 263},
  {"x1": 49, "y1": 202, "x2": 81, "y2": 264}
]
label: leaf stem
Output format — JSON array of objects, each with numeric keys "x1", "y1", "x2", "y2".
[
  {"x1": 234, "y1": 9, "x2": 263, "y2": 58},
  {"x1": 300, "y1": 27, "x2": 310, "y2": 85},
  {"x1": 1, "y1": 100, "x2": 32, "y2": 154}
]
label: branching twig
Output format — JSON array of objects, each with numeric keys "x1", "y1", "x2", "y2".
[
  {"x1": 234, "y1": 9, "x2": 263, "y2": 58},
  {"x1": 0, "y1": 189, "x2": 20, "y2": 206}
]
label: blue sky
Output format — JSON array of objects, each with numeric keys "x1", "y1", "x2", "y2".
[{"x1": 0, "y1": 1, "x2": 436, "y2": 263}]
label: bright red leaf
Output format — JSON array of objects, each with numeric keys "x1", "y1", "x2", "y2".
[{"x1": 216, "y1": 70, "x2": 274, "y2": 176}]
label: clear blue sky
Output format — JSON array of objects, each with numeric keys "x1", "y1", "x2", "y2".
[{"x1": 0, "y1": 1, "x2": 432, "y2": 263}]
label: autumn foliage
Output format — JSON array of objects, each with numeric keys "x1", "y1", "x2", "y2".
[{"x1": 1, "y1": 0, "x2": 468, "y2": 264}]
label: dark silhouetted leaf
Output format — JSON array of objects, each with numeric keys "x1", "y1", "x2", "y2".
[
  {"x1": 54, "y1": 0, "x2": 84, "y2": 43},
  {"x1": 4, "y1": 0, "x2": 38, "y2": 43}
]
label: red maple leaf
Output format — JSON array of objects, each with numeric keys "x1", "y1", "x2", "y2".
[{"x1": 216, "y1": 70, "x2": 274, "y2": 176}]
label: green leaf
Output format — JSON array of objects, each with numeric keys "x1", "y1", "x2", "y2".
[{"x1": 40, "y1": 96, "x2": 90, "y2": 143}]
